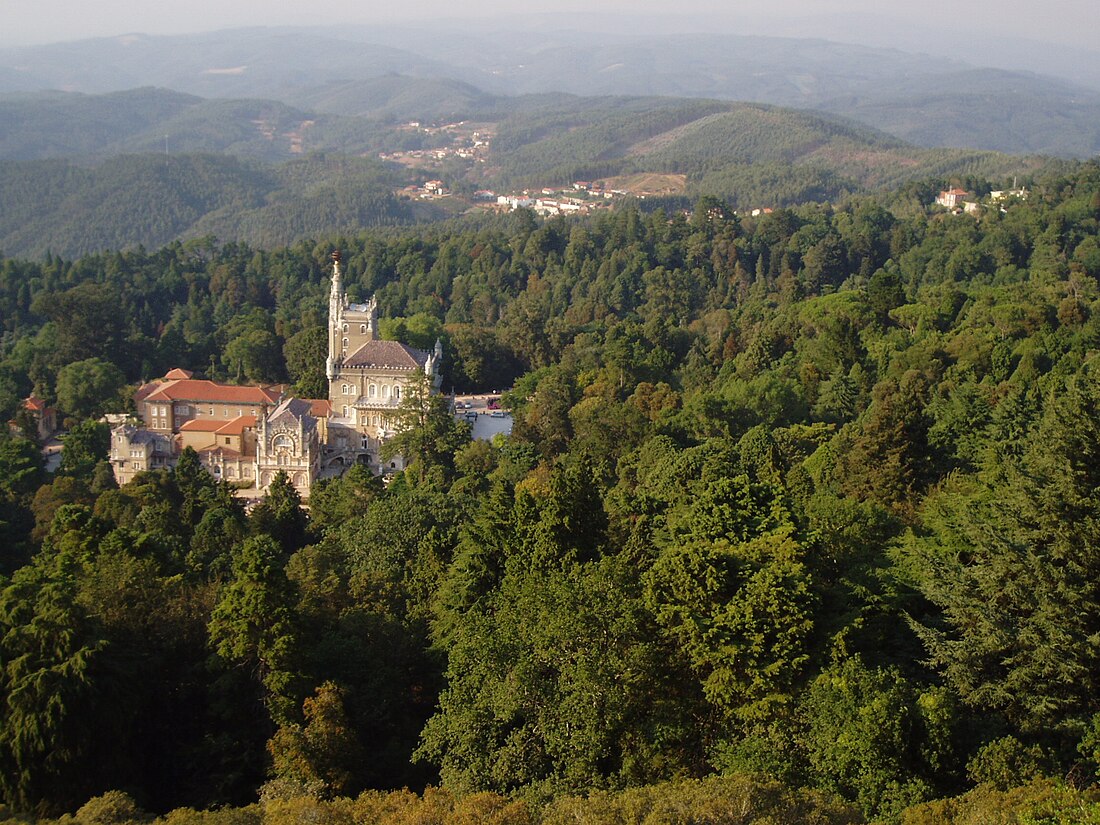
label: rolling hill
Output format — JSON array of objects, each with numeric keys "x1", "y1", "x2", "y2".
[
  {"x1": 2, "y1": 25, "x2": 1098, "y2": 157},
  {"x1": 0, "y1": 153, "x2": 439, "y2": 260}
]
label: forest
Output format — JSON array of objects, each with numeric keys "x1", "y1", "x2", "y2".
[{"x1": 2, "y1": 161, "x2": 1100, "y2": 823}]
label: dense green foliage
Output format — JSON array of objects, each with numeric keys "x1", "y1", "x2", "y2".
[
  {"x1": 2, "y1": 161, "x2": 1100, "y2": 821},
  {"x1": 0, "y1": 154, "x2": 436, "y2": 260}
]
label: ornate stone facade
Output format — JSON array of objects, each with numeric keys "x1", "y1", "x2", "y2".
[
  {"x1": 323, "y1": 251, "x2": 442, "y2": 472},
  {"x1": 256, "y1": 398, "x2": 321, "y2": 496}
]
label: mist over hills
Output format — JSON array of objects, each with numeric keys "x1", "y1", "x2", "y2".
[
  {"x1": 0, "y1": 19, "x2": 1092, "y2": 260},
  {"x1": 1, "y1": 24, "x2": 1099, "y2": 157}
]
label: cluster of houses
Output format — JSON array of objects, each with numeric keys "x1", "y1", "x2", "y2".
[
  {"x1": 379, "y1": 122, "x2": 491, "y2": 168},
  {"x1": 491, "y1": 181, "x2": 631, "y2": 216}
]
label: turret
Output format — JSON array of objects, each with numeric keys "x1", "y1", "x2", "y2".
[
  {"x1": 426, "y1": 337, "x2": 444, "y2": 389},
  {"x1": 327, "y1": 250, "x2": 344, "y2": 380}
]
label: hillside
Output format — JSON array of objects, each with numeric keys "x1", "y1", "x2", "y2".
[
  {"x1": 0, "y1": 88, "x2": 420, "y2": 162},
  {"x1": 479, "y1": 97, "x2": 1053, "y2": 206},
  {"x1": 0, "y1": 88, "x2": 1064, "y2": 258},
  {"x1": 0, "y1": 153, "x2": 435, "y2": 259}
]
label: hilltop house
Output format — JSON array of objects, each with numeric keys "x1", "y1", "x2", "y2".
[{"x1": 935, "y1": 188, "x2": 970, "y2": 209}]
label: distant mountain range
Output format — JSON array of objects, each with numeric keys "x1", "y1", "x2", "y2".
[{"x1": 1, "y1": 25, "x2": 1098, "y2": 158}]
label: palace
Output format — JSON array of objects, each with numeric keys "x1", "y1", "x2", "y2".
[
  {"x1": 322, "y1": 250, "x2": 443, "y2": 471},
  {"x1": 109, "y1": 251, "x2": 442, "y2": 497}
]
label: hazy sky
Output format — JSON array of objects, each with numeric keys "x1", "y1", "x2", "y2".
[{"x1": 2, "y1": 0, "x2": 1097, "y2": 49}]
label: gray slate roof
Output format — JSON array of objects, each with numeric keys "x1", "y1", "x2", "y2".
[{"x1": 344, "y1": 340, "x2": 429, "y2": 370}]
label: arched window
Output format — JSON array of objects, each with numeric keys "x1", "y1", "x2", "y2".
[
  {"x1": 273, "y1": 434, "x2": 294, "y2": 451},
  {"x1": 342, "y1": 323, "x2": 348, "y2": 333},
  {"x1": 382, "y1": 385, "x2": 390, "y2": 399},
  {"x1": 394, "y1": 385, "x2": 401, "y2": 399},
  {"x1": 342, "y1": 338, "x2": 348, "y2": 350},
  {"x1": 368, "y1": 384, "x2": 376, "y2": 398},
  {"x1": 360, "y1": 324, "x2": 367, "y2": 334},
  {"x1": 342, "y1": 405, "x2": 348, "y2": 417}
]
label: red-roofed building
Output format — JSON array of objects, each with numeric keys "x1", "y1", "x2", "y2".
[
  {"x1": 936, "y1": 188, "x2": 970, "y2": 209},
  {"x1": 21, "y1": 395, "x2": 57, "y2": 440},
  {"x1": 138, "y1": 375, "x2": 280, "y2": 434}
]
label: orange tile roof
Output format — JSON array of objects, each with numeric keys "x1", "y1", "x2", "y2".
[
  {"x1": 216, "y1": 415, "x2": 257, "y2": 435},
  {"x1": 164, "y1": 368, "x2": 195, "y2": 380},
  {"x1": 179, "y1": 419, "x2": 227, "y2": 432},
  {"x1": 180, "y1": 414, "x2": 256, "y2": 434},
  {"x1": 308, "y1": 399, "x2": 332, "y2": 417},
  {"x1": 144, "y1": 379, "x2": 280, "y2": 406},
  {"x1": 24, "y1": 395, "x2": 49, "y2": 412}
]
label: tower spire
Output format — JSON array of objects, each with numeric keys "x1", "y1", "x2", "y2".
[{"x1": 326, "y1": 250, "x2": 345, "y2": 381}]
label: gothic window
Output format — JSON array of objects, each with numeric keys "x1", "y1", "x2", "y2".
[{"x1": 273, "y1": 434, "x2": 294, "y2": 450}]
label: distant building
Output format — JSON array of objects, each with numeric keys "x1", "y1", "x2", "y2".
[
  {"x1": 935, "y1": 188, "x2": 970, "y2": 209},
  {"x1": 19, "y1": 395, "x2": 57, "y2": 441},
  {"x1": 990, "y1": 187, "x2": 1028, "y2": 202}
]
